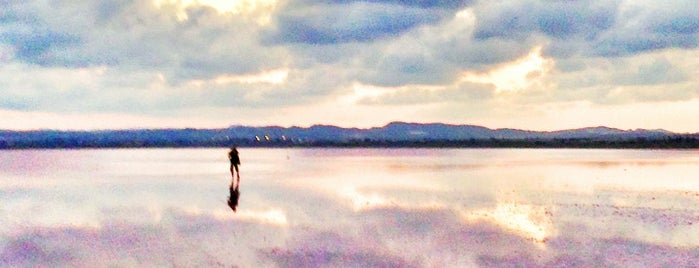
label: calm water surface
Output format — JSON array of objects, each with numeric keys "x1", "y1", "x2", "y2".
[{"x1": 1, "y1": 148, "x2": 698, "y2": 266}]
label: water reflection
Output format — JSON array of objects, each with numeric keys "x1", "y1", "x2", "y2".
[
  {"x1": 466, "y1": 201, "x2": 554, "y2": 247},
  {"x1": 227, "y1": 186, "x2": 240, "y2": 212},
  {"x1": 1, "y1": 148, "x2": 698, "y2": 266}
]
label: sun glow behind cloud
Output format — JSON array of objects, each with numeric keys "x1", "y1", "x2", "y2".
[
  {"x1": 462, "y1": 47, "x2": 553, "y2": 93},
  {"x1": 215, "y1": 68, "x2": 289, "y2": 85},
  {"x1": 187, "y1": 68, "x2": 289, "y2": 88},
  {"x1": 153, "y1": 0, "x2": 278, "y2": 24}
]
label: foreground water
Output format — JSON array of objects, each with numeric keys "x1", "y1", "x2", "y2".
[{"x1": 1, "y1": 148, "x2": 698, "y2": 266}]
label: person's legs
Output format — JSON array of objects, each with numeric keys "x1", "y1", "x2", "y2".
[
  {"x1": 234, "y1": 164, "x2": 240, "y2": 185},
  {"x1": 230, "y1": 165, "x2": 240, "y2": 189}
]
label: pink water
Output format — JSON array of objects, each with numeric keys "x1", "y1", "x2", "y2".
[{"x1": 1, "y1": 148, "x2": 698, "y2": 266}]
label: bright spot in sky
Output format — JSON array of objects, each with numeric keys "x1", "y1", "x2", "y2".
[
  {"x1": 185, "y1": 68, "x2": 289, "y2": 88},
  {"x1": 215, "y1": 68, "x2": 289, "y2": 85},
  {"x1": 462, "y1": 46, "x2": 552, "y2": 93},
  {"x1": 153, "y1": 0, "x2": 277, "y2": 24}
]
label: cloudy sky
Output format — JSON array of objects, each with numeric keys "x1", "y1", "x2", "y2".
[{"x1": 1, "y1": 0, "x2": 698, "y2": 131}]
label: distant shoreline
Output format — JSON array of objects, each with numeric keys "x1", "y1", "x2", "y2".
[
  {"x1": 2, "y1": 137, "x2": 699, "y2": 149},
  {"x1": 2, "y1": 122, "x2": 698, "y2": 149}
]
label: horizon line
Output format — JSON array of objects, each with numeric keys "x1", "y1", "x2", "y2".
[{"x1": 1, "y1": 121, "x2": 692, "y2": 135}]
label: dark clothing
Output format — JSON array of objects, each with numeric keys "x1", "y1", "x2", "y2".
[
  {"x1": 227, "y1": 147, "x2": 241, "y2": 212},
  {"x1": 229, "y1": 151, "x2": 240, "y2": 165}
]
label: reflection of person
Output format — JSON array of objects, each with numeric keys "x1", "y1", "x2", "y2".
[
  {"x1": 227, "y1": 186, "x2": 240, "y2": 212},
  {"x1": 227, "y1": 146, "x2": 241, "y2": 212},
  {"x1": 228, "y1": 146, "x2": 241, "y2": 187}
]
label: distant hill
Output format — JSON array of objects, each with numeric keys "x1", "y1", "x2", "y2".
[{"x1": 1, "y1": 122, "x2": 697, "y2": 149}]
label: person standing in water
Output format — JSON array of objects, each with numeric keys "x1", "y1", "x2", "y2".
[
  {"x1": 227, "y1": 146, "x2": 241, "y2": 212},
  {"x1": 228, "y1": 146, "x2": 241, "y2": 187}
]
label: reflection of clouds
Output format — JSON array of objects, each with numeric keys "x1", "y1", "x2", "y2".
[
  {"x1": 261, "y1": 231, "x2": 418, "y2": 268},
  {"x1": 466, "y1": 201, "x2": 554, "y2": 247},
  {"x1": 3, "y1": 148, "x2": 699, "y2": 266},
  {"x1": 2, "y1": 209, "x2": 289, "y2": 267},
  {"x1": 340, "y1": 187, "x2": 446, "y2": 212},
  {"x1": 341, "y1": 188, "x2": 391, "y2": 211},
  {"x1": 2, "y1": 204, "x2": 698, "y2": 266},
  {"x1": 554, "y1": 200, "x2": 699, "y2": 248},
  {"x1": 213, "y1": 209, "x2": 288, "y2": 226}
]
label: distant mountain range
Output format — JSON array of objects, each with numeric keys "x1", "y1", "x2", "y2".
[
  {"x1": 222, "y1": 122, "x2": 681, "y2": 141},
  {"x1": 1, "y1": 122, "x2": 698, "y2": 149}
]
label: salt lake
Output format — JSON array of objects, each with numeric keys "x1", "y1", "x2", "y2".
[{"x1": 1, "y1": 148, "x2": 698, "y2": 266}]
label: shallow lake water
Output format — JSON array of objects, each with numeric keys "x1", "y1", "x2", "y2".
[{"x1": 1, "y1": 148, "x2": 698, "y2": 266}]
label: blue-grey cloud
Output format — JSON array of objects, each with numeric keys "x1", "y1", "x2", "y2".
[
  {"x1": 265, "y1": 2, "x2": 450, "y2": 45},
  {"x1": 472, "y1": 0, "x2": 698, "y2": 59},
  {"x1": 1, "y1": 32, "x2": 81, "y2": 66},
  {"x1": 473, "y1": 0, "x2": 618, "y2": 41},
  {"x1": 592, "y1": 1, "x2": 698, "y2": 56},
  {"x1": 614, "y1": 58, "x2": 688, "y2": 86},
  {"x1": 304, "y1": 0, "x2": 474, "y2": 9}
]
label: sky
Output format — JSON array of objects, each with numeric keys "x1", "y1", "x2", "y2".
[{"x1": 0, "y1": 0, "x2": 698, "y2": 131}]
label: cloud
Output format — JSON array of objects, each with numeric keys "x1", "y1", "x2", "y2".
[
  {"x1": 612, "y1": 58, "x2": 689, "y2": 86},
  {"x1": 0, "y1": 1, "x2": 286, "y2": 81},
  {"x1": 592, "y1": 0, "x2": 699, "y2": 56},
  {"x1": 304, "y1": 0, "x2": 474, "y2": 9},
  {"x1": 353, "y1": 82, "x2": 494, "y2": 106},
  {"x1": 2, "y1": 32, "x2": 81, "y2": 66},
  {"x1": 0, "y1": 0, "x2": 698, "y2": 130},
  {"x1": 472, "y1": 0, "x2": 618, "y2": 41},
  {"x1": 547, "y1": 49, "x2": 699, "y2": 106},
  {"x1": 471, "y1": 0, "x2": 698, "y2": 59},
  {"x1": 265, "y1": 1, "x2": 461, "y2": 45}
]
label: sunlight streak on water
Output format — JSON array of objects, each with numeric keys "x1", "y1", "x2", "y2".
[
  {"x1": 213, "y1": 209, "x2": 288, "y2": 226},
  {"x1": 341, "y1": 188, "x2": 391, "y2": 211},
  {"x1": 466, "y1": 201, "x2": 555, "y2": 248}
]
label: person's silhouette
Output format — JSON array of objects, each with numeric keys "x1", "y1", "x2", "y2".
[
  {"x1": 228, "y1": 146, "x2": 240, "y2": 187},
  {"x1": 227, "y1": 146, "x2": 241, "y2": 212}
]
